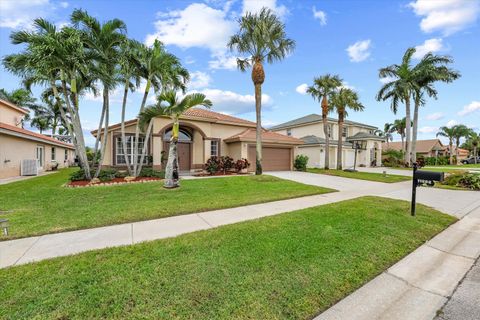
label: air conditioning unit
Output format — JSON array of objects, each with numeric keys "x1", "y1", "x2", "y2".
[{"x1": 21, "y1": 159, "x2": 39, "y2": 176}]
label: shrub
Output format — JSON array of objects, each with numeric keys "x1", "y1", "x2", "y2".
[
  {"x1": 442, "y1": 172, "x2": 465, "y2": 186},
  {"x1": 70, "y1": 169, "x2": 86, "y2": 181},
  {"x1": 293, "y1": 155, "x2": 309, "y2": 171},
  {"x1": 235, "y1": 158, "x2": 250, "y2": 172},
  {"x1": 424, "y1": 156, "x2": 450, "y2": 166},
  {"x1": 139, "y1": 168, "x2": 165, "y2": 178},
  {"x1": 458, "y1": 173, "x2": 480, "y2": 190},
  {"x1": 221, "y1": 156, "x2": 235, "y2": 173},
  {"x1": 205, "y1": 157, "x2": 220, "y2": 175},
  {"x1": 204, "y1": 156, "x2": 235, "y2": 174},
  {"x1": 98, "y1": 168, "x2": 117, "y2": 182},
  {"x1": 115, "y1": 170, "x2": 129, "y2": 178}
]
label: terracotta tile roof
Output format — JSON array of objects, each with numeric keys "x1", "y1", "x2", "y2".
[
  {"x1": 224, "y1": 128, "x2": 303, "y2": 145},
  {"x1": 182, "y1": 108, "x2": 256, "y2": 126},
  {"x1": 0, "y1": 98, "x2": 29, "y2": 114},
  {"x1": 383, "y1": 139, "x2": 445, "y2": 153},
  {"x1": 91, "y1": 108, "x2": 256, "y2": 135},
  {"x1": 0, "y1": 122, "x2": 74, "y2": 149}
]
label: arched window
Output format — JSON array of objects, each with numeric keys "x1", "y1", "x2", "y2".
[{"x1": 163, "y1": 128, "x2": 192, "y2": 141}]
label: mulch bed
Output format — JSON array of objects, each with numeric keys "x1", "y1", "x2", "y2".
[
  {"x1": 66, "y1": 177, "x2": 162, "y2": 188},
  {"x1": 193, "y1": 171, "x2": 251, "y2": 177}
]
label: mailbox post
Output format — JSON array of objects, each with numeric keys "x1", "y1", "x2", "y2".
[{"x1": 411, "y1": 163, "x2": 444, "y2": 216}]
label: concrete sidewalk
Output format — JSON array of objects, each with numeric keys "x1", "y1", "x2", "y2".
[{"x1": 0, "y1": 190, "x2": 362, "y2": 268}]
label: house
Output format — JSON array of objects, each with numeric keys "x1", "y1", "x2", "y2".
[
  {"x1": 91, "y1": 108, "x2": 303, "y2": 172},
  {"x1": 383, "y1": 139, "x2": 446, "y2": 158},
  {"x1": 0, "y1": 99, "x2": 75, "y2": 179},
  {"x1": 270, "y1": 114, "x2": 384, "y2": 168}
]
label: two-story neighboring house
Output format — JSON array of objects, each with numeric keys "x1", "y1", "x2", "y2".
[
  {"x1": 0, "y1": 99, "x2": 75, "y2": 179},
  {"x1": 270, "y1": 114, "x2": 384, "y2": 169}
]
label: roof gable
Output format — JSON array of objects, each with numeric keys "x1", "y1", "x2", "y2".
[{"x1": 270, "y1": 113, "x2": 378, "y2": 130}]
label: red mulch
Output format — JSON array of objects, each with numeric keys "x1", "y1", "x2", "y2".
[
  {"x1": 193, "y1": 172, "x2": 250, "y2": 177},
  {"x1": 68, "y1": 177, "x2": 162, "y2": 187}
]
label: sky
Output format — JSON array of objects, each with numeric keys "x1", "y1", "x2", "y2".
[{"x1": 0, "y1": 0, "x2": 479, "y2": 146}]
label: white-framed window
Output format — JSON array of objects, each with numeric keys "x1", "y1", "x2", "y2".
[
  {"x1": 36, "y1": 146, "x2": 44, "y2": 167},
  {"x1": 51, "y1": 147, "x2": 56, "y2": 161},
  {"x1": 342, "y1": 127, "x2": 348, "y2": 138},
  {"x1": 328, "y1": 125, "x2": 332, "y2": 138},
  {"x1": 286, "y1": 128, "x2": 292, "y2": 136},
  {"x1": 211, "y1": 140, "x2": 219, "y2": 157},
  {"x1": 115, "y1": 136, "x2": 148, "y2": 165},
  {"x1": 64, "y1": 149, "x2": 68, "y2": 161}
]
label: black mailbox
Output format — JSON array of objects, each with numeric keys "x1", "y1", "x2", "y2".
[{"x1": 414, "y1": 170, "x2": 444, "y2": 182}]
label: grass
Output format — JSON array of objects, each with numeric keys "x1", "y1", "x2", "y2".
[
  {"x1": 0, "y1": 168, "x2": 334, "y2": 240},
  {"x1": 307, "y1": 168, "x2": 411, "y2": 183},
  {"x1": 0, "y1": 196, "x2": 455, "y2": 320}
]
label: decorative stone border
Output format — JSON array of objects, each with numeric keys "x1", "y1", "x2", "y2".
[{"x1": 63, "y1": 179, "x2": 163, "y2": 188}]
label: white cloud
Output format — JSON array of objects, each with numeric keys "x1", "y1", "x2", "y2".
[
  {"x1": 425, "y1": 112, "x2": 445, "y2": 121},
  {"x1": 262, "y1": 119, "x2": 279, "y2": 128},
  {"x1": 208, "y1": 52, "x2": 238, "y2": 70},
  {"x1": 295, "y1": 83, "x2": 309, "y2": 95},
  {"x1": 59, "y1": 1, "x2": 69, "y2": 8},
  {"x1": 189, "y1": 71, "x2": 211, "y2": 89},
  {"x1": 312, "y1": 6, "x2": 327, "y2": 26},
  {"x1": 379, "y1": 76, "x2": 396, "y2": 84},
  {"x1": 458, "y1": 101, "x2": 480, "y2": 116},
  {"x1": 145, "y1": 3, "x2": 235, "y2": 51},
  {"x1": 409, "y1": 0, "x2": 480, "y2": 36},
  {"x1": 418, "y1": 126, "x2": 439, "y2": 133},
  {"x1": 446, "y1": 119, "x2": 458, "y2": 127},
  {"x1": 346, "y1": 40, "x2": 372, "y2": 62},
  {"x1": 0, "y1": 0, "x2": 51, "y2": 29},
  {"x1": 412, "y1": 38, "x2": 445, "y2": 59},
  {"x1": 242, "y1": 0, "x2": 288, "y2": 19},
  {"x1": 340, "y1": 81, "x2": 356, "y2": 90},
  {"x1": 189, "y1": 88, "x2": 273, "y2": 115}
]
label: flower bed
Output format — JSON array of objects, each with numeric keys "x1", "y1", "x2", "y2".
[
  {"x1": 66, "y1": 177, "x2": 162, "y2": 188},
  {"x1": 193, "y1": 171, "x2": 251, "y2": 177}
]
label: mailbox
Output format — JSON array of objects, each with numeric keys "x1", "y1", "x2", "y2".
[{"x1": 414, "y1": 170, "x2": 444, "y2": 183}]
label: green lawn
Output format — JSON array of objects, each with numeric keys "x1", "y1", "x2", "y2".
[
  {"x1": 0, "y1": 197, "x2": 455, "y2": 320},
  {"x1": 0, "y1": 168, "x2": 333, "y2": 240},
  {"x1": 307, "y1": 168, "x2": 411, "y2": 183},
  {"x1": 424, "y1": 165, "x2": 480, "y2": 173}
]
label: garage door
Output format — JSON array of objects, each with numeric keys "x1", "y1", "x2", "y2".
[{"x1": 248, "y1": 146, "x2": 292, "y2": 171}]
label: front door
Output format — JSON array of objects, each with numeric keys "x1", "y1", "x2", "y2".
[{"x1": 165, "y1": 142, "x2": 191, "y2": 171}]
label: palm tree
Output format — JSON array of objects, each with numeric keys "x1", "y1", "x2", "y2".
[
  {"x1": 131, "y1": 39, "x2": 189, "y2": 177},
  {"x1": 392, "y1": 118, "x2": 408, "y2": 153},
  {"x1": 307, "y1": 74, "x2": 342, "y2": 169},
  {"x1": 3, "y1": 19, "x2": 94, "y2": 179},
  {"x1": 228, "y1": 7, "x2": 295, "y2": 175},
  {"x1": 71, "y1": 9, "x2": 127, "y2": 178},
  {"x1": 452, "y1": 124, "x2": 470, "y2": 164},
  {"x1": 377, "y1": 48, "x2": 418, "y2": 166},
  {"x1": 437, "y1": 126, "x2": 456, "y2": 165},
  {"x1": 468, "y1": 131, "x2": 479, "y2": 164},
  {"x1": 410, "y1": 53, "x2": 460, "y2": 163},
  {"x1": 331, "y1": 88, "x2": 365, "y2": 170},
  {"x1": 139, "y1": 91, "x2": 212, "y2": 188},
  {"x1": 383, "y1": 123, "x2": 394, "y2": 148}
]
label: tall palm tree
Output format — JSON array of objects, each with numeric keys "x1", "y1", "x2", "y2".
[
  {"x1": 392, "y1": 118, "x2": 408, "y2": 153},
  {"x1": 452, "y1": 124, "x2": 470, "y2": 164},
  {"x1": 228, "y1": 7, "x2": 295, "y2": 175},
  {"x1": 307, "y1": 74, "x2": 342, "y2": 169},
  {"x1": 410, "y1": 53, "x2": 460, "y2": 163},
  {"x1": 468, "y1": 131, "x2": 479, "y2": 164},
  {"x1": 331, "y1": 87, "x2": 365, "y2": 170},
  {"x1": 437, "y1": 126, "x2": 456, "y2": 165},
  {"x1": 377, "y1": 48, "x2": 418, "y2": 166},
  {"x1": 131, "y1": 39, "x2": 189, "y2": 177},
  {"x1": 71, "y1": 9, "x2": 127, "y2": 177},
  {"x1": 139, "y1": 91, "x2": 212, "y2": 188},
  {"x1": 3, "y1": 19, "x2": 94, "y2": 178},
  {"x1": 383, "y1": 122, "x2": 394, "y2": 148}
]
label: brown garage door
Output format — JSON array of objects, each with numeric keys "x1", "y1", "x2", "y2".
[{"x1": 248, "y1": 146, "x2": 292, "y2": 171}]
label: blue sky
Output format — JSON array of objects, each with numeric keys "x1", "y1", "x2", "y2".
[{"x1": 1, "y1": 0, "x2": 479, "y2": 146}]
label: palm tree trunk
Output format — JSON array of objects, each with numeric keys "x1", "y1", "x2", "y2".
[
  {"x1": 401, "y1": 134, "x2": 404, "y2": 153},
  {"x1": 164, "y1": 118, "x2": 180, "y2": 188},
  {"x1": 449, "y1": 141, "x2": 453, "y2": 165},
  {"x1": 120, "y1": 80, "x2": 133, "y2": 176},
  {"x1": 337, "y1": 112, "x2": 344, "y2": 170},
  {"x1": 136, "y1": 120, "x2": 153, "y2": 176},
  {"x1": 60, "y1": 77, "x2": 91, "y2": 179},
  {"x1": 474, "y1": 146, "x2": 477, "y2": 164},
  {"x1": 94, "y1": 87, "x2": 110, "y2": 178},
  {"x1": 411, "y1": 101, "x2": 419, "y2": 164},
  {"x1": 455, "y1": 139, "x2": 460, "y2": 165},
  {"x1": 254, "y1": 83, "x2": 263, "y2": 175},
  {"x1": 405, "y1": 98, "x2": 412, "y2": 166},
  {"x1": 133, "y1": 78, "x2": 151, "y2": 176},
  {"x1": 93, "y1": 99, "x2": 106, "y2": 167}
]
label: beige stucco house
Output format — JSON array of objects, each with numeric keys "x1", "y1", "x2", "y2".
[
  {"x1": 271, "y1": 114, "x2": 384, "y2": 168},
  {"x1": 0, "y1": 99, "x2": 75, "y2": 179},
  {"x1": 92, "y1": 108, "x2": 302, "y2": 172}
]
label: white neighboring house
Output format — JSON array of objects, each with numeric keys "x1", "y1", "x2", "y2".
[
  {"x1": 0, "y1": 99, "x2": 75, "y2": 179},
  {"x1": 270, "y1": 114, "x2": 384, "y2": 169}
]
